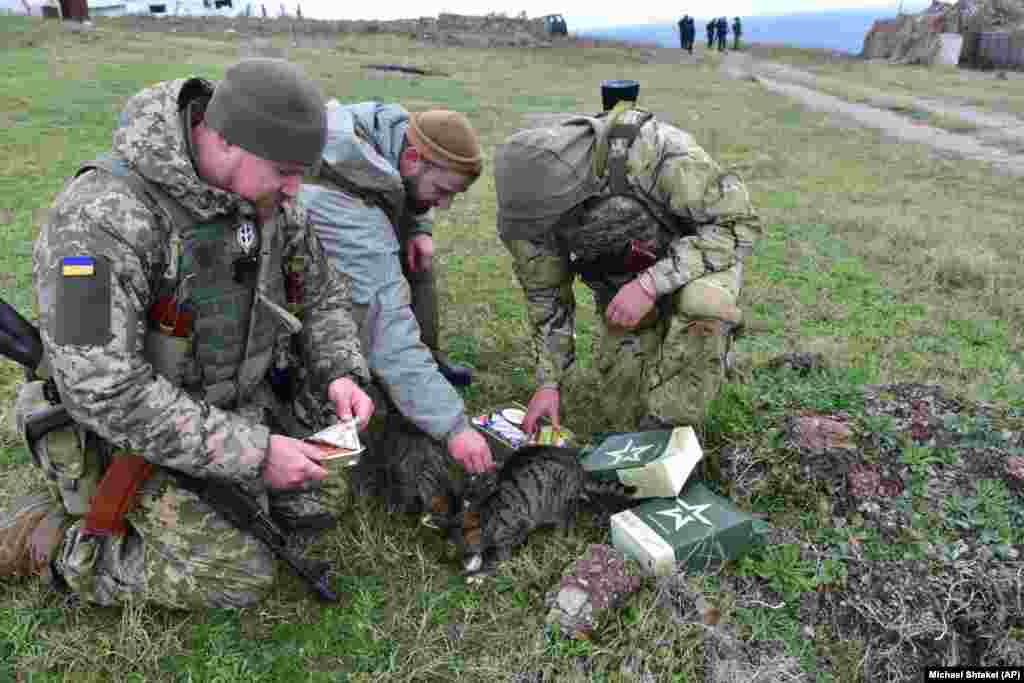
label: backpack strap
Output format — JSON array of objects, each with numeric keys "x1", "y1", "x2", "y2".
[
  {"x1": 77, "y1": 153, "x2": 193, "y2": 286},
  {"x1": 597, "y1": 107, "x2": 654, "y2": 195}
]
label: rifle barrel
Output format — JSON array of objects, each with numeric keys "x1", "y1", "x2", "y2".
[{"x1": 0, "y1": 297, "x2": 42, "y2": 370}]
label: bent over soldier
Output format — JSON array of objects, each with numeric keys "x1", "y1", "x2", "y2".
[
  {"x1": 495, "y1": 97, "x2": 760, "y2": 435},
  {"x1": 0, "y1": 59, "x2": 373, "y2": 609}
]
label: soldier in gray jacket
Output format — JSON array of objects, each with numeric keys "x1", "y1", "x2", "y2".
[{"x1": 298, "y1": 102, "x2": 493, "y2": 512}]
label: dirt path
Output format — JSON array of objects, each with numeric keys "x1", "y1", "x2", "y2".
[{"x1": 720, "y1": 52, "x2": 1024, "y2": 177}]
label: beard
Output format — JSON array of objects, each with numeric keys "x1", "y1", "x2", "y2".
[
  {"x1": 403, "y1": 174, "x2": 430, "y2": 215},
  {"x1": 252, "y1": 191, "x2": 281, "y2": 212}
]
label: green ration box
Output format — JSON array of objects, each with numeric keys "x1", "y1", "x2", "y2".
[
  {"x1": 610, "y1": 482, "x2": 763, "y2": 576},
  {"x1": 578, "y1": 427, "x2": 703, "y2": 499}
]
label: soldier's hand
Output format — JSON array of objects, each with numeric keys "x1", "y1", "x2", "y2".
[
  {"x1": 327, "y1": 377, "x2": 374, "y2": 430},
  {"x1": 263, "y1": 435, "x2": 329, "y2": 489},
  {"x1": 523, "y1": 386, "x2": 560, "y2": 436},
  {"x1": 448, "y1": 427, "x2": 495, "y2": 473},
  {"x1": 606, "y1": 279, "x2": 656, "y2": 329},
  {"x1": 405, "y1": 234, "x2": 434, "y2": 273}
]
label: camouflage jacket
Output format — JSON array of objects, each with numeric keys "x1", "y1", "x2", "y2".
[
  {"x1": 501, "y1": 111, "x2": 761, "y2": 388},
  {"x1": 33, "y1": 78, "x2": 369, "y2": 487},
  {"x1": 299, "y1": 101, "x2": 467, "y2": 441}
]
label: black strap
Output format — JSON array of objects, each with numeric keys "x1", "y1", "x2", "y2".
[
  {"x1": 604, "y1": 111, "x2": 654, "y2": 195},
  {"x1": 174, "y1": 474, "x2": 339, "y2": 602}
]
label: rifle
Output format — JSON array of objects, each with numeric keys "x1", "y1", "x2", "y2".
[{"x1": 0, "y1": 296, "x2": 338, "y2": 602}]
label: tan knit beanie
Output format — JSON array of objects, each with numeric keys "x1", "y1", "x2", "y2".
[{"x1": 407, "y1": 110, "x2": 483, "y2": 178}]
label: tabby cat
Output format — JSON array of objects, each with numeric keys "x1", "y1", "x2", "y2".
[{"x1": 449, "y1": 445, "x2": 635, "y2": 577}]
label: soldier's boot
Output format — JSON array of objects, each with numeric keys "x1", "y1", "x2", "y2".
[
  {"x1": 408, "y1": 268, "x2": 473, "y2": 388},
  {"x1": 0, "y1": 493, "x2": 69, "y2": 579}
]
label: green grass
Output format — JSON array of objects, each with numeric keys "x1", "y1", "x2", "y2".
[
  {"x1": 749, "y1": 42, "x2": 1024, "y2": 118},
  {"x1": 1, "y1": 14, "x2": 1024, "y2": 682}
]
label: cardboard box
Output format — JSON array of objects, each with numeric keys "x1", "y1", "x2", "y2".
[
  {"x1": 611, "y1": 482, "x2": 763, "y2": 576},
  {"x1": 578, "y1": 427, "x2": 703, "y2": 499}
]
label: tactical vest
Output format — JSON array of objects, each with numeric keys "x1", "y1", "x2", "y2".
[
  {"x1": 14, "y1": 155, "x2": 298, "y2": 516},
  {"x1": 562, "y1": 108, "x2": 695, "y2": 285},
  {"x1": 76, "y1": 154, "x2": 292, "y2": 409}
]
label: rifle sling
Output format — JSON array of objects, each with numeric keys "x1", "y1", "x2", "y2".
[{"x1": 83, "y1": 454, "x2": 154, "y2": 537}]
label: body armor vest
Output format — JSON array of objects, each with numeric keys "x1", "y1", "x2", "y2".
[
  {"x1": 175, "y1": 215, "x2": 285, "y2": 407},
  {"x1": 77, "y1": 155, "x2": 289, "y2": 408}
]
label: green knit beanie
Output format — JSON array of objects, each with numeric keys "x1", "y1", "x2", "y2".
[{"x1": 206, "y1": 58, "x2": 326, "y2": 166}]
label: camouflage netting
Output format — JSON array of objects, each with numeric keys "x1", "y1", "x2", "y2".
[{"x1": 861, "y1": 0, "x2": 1024, "y2": 63}]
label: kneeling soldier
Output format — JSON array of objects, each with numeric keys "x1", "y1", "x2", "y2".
[{"x1": 0, "y1": 59, "x2": 373, "y2": 609}]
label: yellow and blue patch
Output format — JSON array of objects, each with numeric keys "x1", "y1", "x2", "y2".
[{"x1": 62, "y1": 256, "x2": 96, "y2": 277}]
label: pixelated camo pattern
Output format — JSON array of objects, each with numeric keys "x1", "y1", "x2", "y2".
[{"x1": 32, "y1": 77, "x2": 366, "y2": 608}]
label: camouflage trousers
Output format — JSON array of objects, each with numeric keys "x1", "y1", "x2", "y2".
[
  {"x1": 52, "y1": 387, "x2": 335, "y2": 609},
  {"x1": 594, "y1": 266, "x2": 740, "y2": 431}
]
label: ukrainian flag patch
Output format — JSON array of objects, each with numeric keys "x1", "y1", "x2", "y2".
[{"x1": 62, "y1": 256, "x2": 96, "y2": 277}]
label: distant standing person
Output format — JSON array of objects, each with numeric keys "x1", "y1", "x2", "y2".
[
  {"x1": 732, "y1": 16, "x2": 743, "y2": 50},
  {"x1": 684, "y1": 16, "x2": 695, "y2": 53},
  {"x1": 716, "y1": 16, "x2": 728, "y2": 52},
  {"x1": 706, "y1": 19, "x2": 715, "y2": 49},
  {"x1": 677, "y1": 15, "x2": 687, "y2": 50}
]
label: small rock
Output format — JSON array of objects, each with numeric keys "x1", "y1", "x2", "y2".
[
  {"x1": 557, "y1": 586, "x2": 589, "y2": 616},
  {"x1": 796, "y1": 415, "x2": 856, "y2": 454},
  {"x1": 544, "y1": 544, "x2": 642, "y2": 639},
  {"x1": 1005, "y1": 456, "x2": 1024, "y2": 492},
  {"x1": 876, "y1": 477, "x2": 904, "y2": 498},
  {"x1": 848, "y1": 463, "x2": 881, "y2": 498}
]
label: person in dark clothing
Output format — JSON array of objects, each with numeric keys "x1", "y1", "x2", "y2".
[
  {"x1": 716, "y1": 16, "x2": 728, "y2": 51},
  {"x1": 732, "y1": 16, "x2": 743, "y2": 50},
  {"x1": 706, "y1": 19, "x2": 714, "y2": 49},
  {"x1": 678, "y1": 15, "x2": 687, "y2": 50},
  {"x1": 685, "y1": 16, "x2": 695, "y2": 53}
]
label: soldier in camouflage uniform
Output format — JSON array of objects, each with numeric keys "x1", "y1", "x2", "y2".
[
  {"x1": 495, "y1": 99, "x2": 760, "y2": 435},
  {"x1": 299, "y1": 103, "x2": 493, "y2": 489},
  {"x1": 0, "y1": 59, "x2": 373, "y2": 609}
]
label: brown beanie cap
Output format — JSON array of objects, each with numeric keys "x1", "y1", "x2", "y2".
[
  {"x1": 407, "y1": 110, "x2": 483, "y2": 178},
  {"x1": 206, "y1": 58, "x2": 327, "y2": 166}
]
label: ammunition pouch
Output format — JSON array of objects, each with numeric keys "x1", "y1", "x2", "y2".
[
  {"x1": 143, "y1": 327, "x2": 193, "y2": 388},
  {"x1": 14, "y1": 380, "x2": 108, "y2": 517}
]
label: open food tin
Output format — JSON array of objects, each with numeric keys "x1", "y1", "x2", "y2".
[{"x1": 305, "y1": 418, "x2": 364, "y2": 470}]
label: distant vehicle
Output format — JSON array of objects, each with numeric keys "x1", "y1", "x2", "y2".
[{"x1": 541, "y1": 13, "x2": 568, "y2": 37}]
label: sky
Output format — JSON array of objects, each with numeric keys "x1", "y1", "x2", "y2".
[{"x1": 289, "y1": 0, "x2": 931, "y2": 29}]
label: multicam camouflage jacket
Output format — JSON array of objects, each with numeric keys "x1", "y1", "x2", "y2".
[
  {"x1": 500, "y1": 109, "x2": 761, "y2": 388},
  {"x1": 32, "y1": 78, "x2": 369, "y2": 488}
]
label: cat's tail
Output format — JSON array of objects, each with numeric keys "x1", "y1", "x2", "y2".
[{"x1": 581, "y1": 477, "x2": 636, "y2": 513}]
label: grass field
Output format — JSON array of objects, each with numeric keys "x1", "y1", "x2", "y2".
[{"x1": 1, "y1": 15, "x2": 1023, "y2": 682}]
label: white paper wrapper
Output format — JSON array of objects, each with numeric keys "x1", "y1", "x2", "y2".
[{"x1": 306, "y1": 418, "x2": 363, "y2": 464}]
